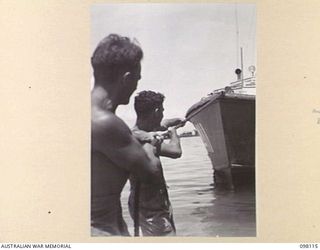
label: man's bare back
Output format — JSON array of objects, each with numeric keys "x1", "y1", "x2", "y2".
[{"x1": 91, "y1": 109, "x2": 131, "y2": 235}]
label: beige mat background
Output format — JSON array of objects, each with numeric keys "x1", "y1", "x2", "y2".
[{"x1": 0, "y1": 0, "x2": 319, "y2": 243}]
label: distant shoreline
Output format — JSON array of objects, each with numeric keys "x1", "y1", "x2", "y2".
[{"x1": 178, "y1": 129, "x2": 199, "y2": 138}]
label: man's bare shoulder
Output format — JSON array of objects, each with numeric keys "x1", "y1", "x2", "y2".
[{"x1": 92, "y1": 109, "x2": 132, "y2": 146}]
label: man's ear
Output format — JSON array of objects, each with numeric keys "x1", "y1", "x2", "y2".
[
  {"x1": 153, "y1": 108, "x2": 161, "y2": 119},
  {"x1": 122, "y1": 72, "x2": 131, "y2": 86}
]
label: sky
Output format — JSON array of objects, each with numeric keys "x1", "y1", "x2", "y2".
[{"x1": 91, "y1": 3, "x2": 256, "y2": 132}]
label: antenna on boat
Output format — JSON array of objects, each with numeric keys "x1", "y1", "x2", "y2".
[
  {"x1": 240, "y1": 47, "x2": 244, "y2": 86},
  {"x1": 234, "y1": 47, "x2": 244, "y2": 89},
  {"x1": 235, "y1": 47, "x2": 244, "y2": 77},
  {"x1": 235, "y1": 3, "x2": 240, "y2": 67},
  {"x1": 235, "y1": 3, "x2": 244, "y2": 86}
]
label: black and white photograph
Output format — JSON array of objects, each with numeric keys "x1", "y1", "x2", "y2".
[
  {"x1": 3, "y1": 0, "x2": 320, "y2": 246},
  {"x1": 90, "y1": 3, "x2": 256, "y2": 237}
]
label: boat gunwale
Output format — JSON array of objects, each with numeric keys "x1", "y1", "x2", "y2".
[{"x1": 186, "y1": 91, "x2": 255, "y2": 120}]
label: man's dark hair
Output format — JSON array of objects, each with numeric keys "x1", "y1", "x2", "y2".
[
  {"x1": 134, "y1": 91, "x2": 165, "y2": 117},
  {"x1": 91, "y1": 34, "x2": 143, "y2": 83}
]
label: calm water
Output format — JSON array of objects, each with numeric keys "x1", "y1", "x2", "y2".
[{"x1": 121, "y1": 137, "x2": 256, "y2": 237}]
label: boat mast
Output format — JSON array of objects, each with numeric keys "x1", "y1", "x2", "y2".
[
  {"x1": 235, "y1": 3, "x2": 239, "y2": 67},
  {"x1": 235, "y1": 3, "x2": 244, "y2": 87},
  {"x1": 241, "y1": 47, "x2": 244, "y2": 86}
]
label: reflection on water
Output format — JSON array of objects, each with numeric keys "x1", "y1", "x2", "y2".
[{"x1": 121, "y1": 137, "x2": 256, "y2": 237}]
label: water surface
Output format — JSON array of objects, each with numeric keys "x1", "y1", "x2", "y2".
[{"x1": 121, "y1": 136, "x2": 256, "y2": 237}]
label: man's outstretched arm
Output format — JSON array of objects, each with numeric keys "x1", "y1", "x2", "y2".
[
  {"x1": 132, "y1": 128, "x2": 182, "y2": 159},
  {"x1": 159, "y1": 128, "x2": 182, "y2": 159}
]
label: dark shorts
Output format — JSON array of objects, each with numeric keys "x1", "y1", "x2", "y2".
[{"x1": 129, "y1": 183, "x2": 176, "y2": 236}]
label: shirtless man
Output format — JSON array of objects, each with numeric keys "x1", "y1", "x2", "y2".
[
  {"x1": 128, "y1": 91, "x2": 185, "y2": 236},
  {"x1": 91, "y1": 34, "x2": 162, "y2": 236}
]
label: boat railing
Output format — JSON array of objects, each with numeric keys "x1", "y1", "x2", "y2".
[{"x1": 213, "y1": 76, "x2": 256, "y2": 93}]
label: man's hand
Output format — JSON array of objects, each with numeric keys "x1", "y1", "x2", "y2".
[
  {"x1": 132, "y1": 130, "x2": 164, "y2": 147},
  {"x1": 150, "y1": 133, "x2": 164, "y2": 149},
  {"x1": 161, "y1": 118, "x2": 186, "y2": 129}
]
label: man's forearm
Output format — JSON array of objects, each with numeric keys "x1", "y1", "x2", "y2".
[
  {"x1": 159, "y1": 128, "x2": 182, "y2": 158},
  {"x1": 169, "y1": 128, "x2": 180, "y2": 145}
]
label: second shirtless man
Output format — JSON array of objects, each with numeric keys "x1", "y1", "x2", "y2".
[{"x1": 129, "y1": 91, "x2": 184, "y2": 236}]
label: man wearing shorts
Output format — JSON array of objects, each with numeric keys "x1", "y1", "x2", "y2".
[{"x1": 129, "y1": 90, "x2": 184, "y2": 236}]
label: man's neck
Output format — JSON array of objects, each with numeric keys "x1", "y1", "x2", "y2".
[
  {"x1": 135, "y1": 118, "x2": 155, "y2": 132},
  {"x1": 91, "y1": 84, "x2": 118, "y2": 113}
]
